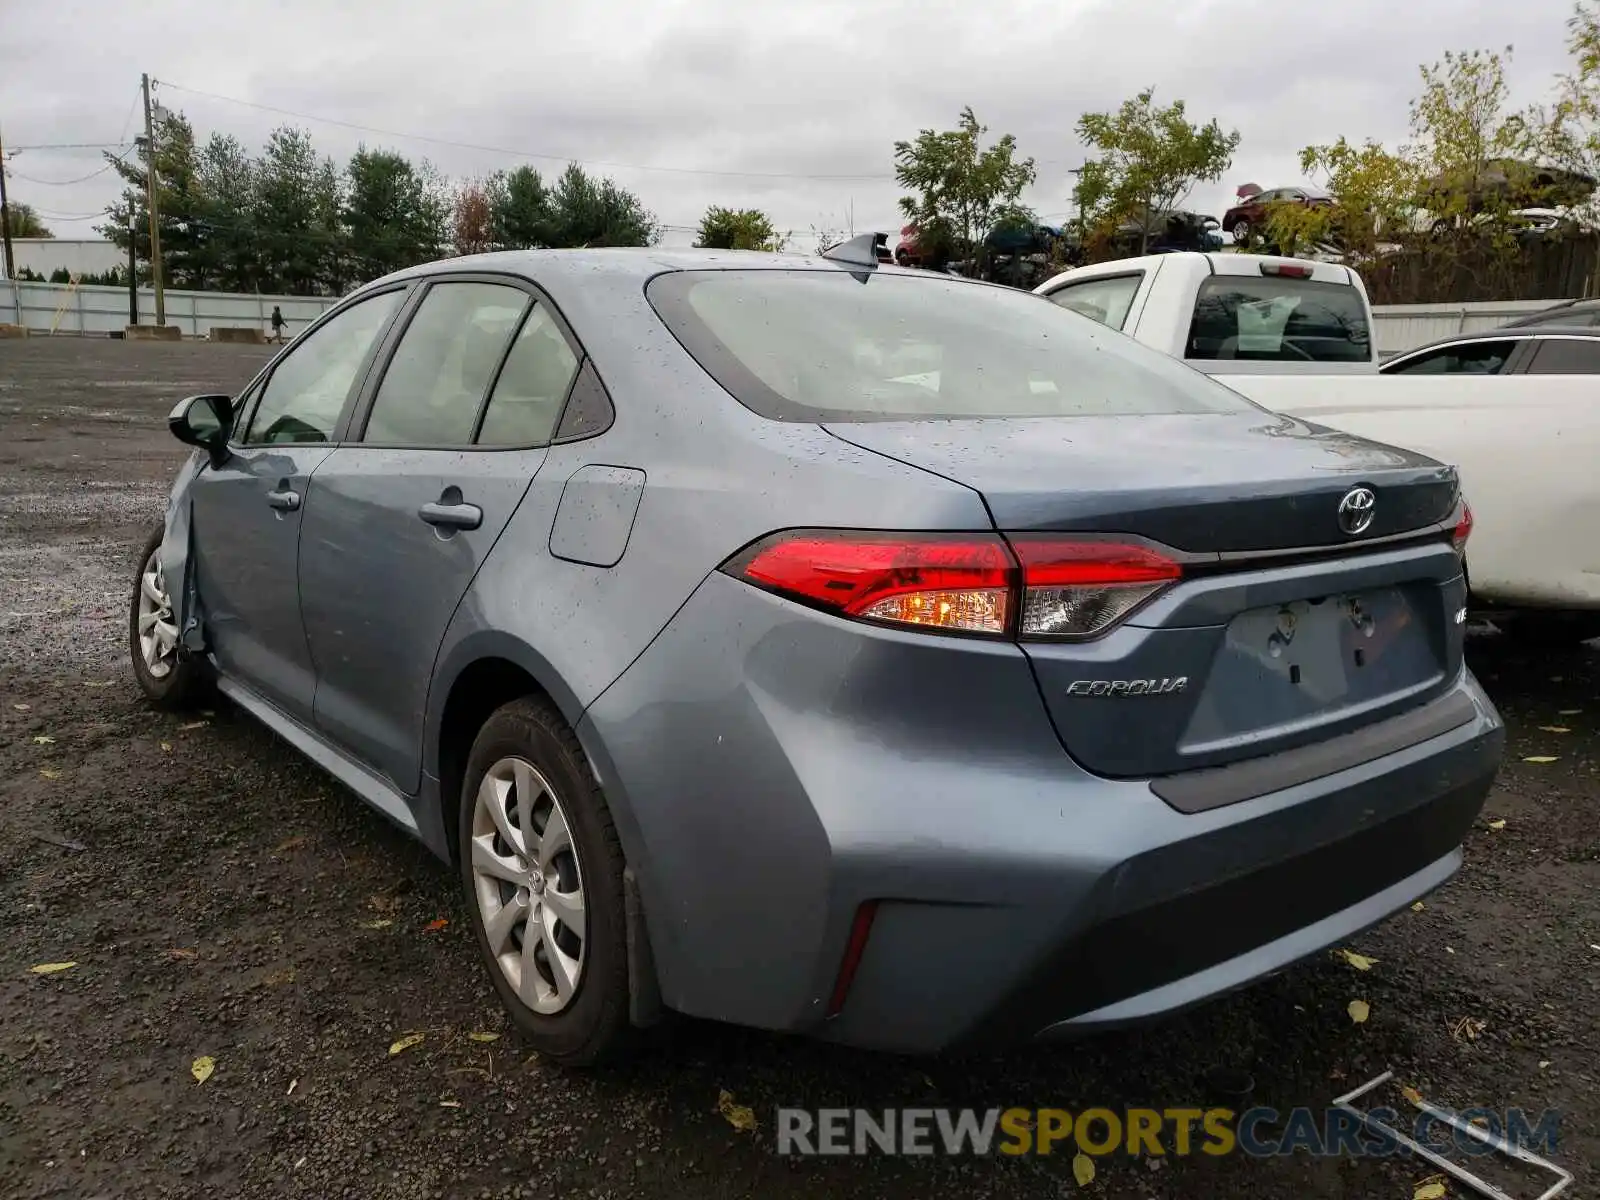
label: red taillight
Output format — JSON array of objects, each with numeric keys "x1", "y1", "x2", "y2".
[
  {"x1": 723, "y1": 530, "x2": 1182, "y2": 641},
  {"x1": 1260, "y1": 262, "x2": 1314, "y2": 278},
  {"x1": 1452, "y1": 500, "x2": 1473, "y2": 557},
  {"x1": 1010, "y1": 536, "x2": 1183, "y2": 638}
]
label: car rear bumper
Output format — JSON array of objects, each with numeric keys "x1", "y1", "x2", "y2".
[{"x1": 580, "y1": 573, "x2": 1504, "y2": 1054}]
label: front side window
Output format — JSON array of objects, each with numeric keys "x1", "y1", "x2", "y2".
[
  {"x1": 476, "y1": 305, "x2": 580, "y2": 446},
  {"x1": 1044, "y1": 273, "x2": 1143, "y2": 330},
  {"x1": 363, "y1": 282, "x2": 529, "y2": 446},
  {"x1": 648, "y1": 268, "x2": 1259, "y2": 422},
  {"x1": 245, "y1": 290, "x2": 402, "y2": 444},
  {"x1": 1186, "y1": 276, "x2": 1371, "y2": 363},
  {"x1": 1384, "y1": 340, "x2": 1519, "y2": 376}
]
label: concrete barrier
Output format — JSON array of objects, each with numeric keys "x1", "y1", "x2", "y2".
[
  {"x1": 208, "y1": 326, "x2": 266, "y2": 344},
  {"x1": 0, "y1": 324, "x2": 28, "y2": 338},
  {"x1": 125, "y1": 324, "x2": 183, "y2": 342}
]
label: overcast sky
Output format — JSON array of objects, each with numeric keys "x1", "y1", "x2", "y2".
[{"x1": 0, "y1": 0, "x2": 1582, "y2": 250}]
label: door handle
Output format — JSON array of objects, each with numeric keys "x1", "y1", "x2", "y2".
[
  {"x1": 419, "y1": 501, "x2": 483, "y2": 531},
  {"x1": 266, "y1": 487, "x2": 301, "y2": 512}
]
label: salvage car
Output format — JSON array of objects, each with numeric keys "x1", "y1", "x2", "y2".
[{"x1": 132, "y1": 238, "x2": 1504, "y2": 1063}]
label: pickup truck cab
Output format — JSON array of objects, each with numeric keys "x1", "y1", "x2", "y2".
[{"x1": 1034, "y1": 251, "x2": 1380, "y2": 376}]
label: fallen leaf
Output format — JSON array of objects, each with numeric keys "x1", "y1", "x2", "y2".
[
  {"x1": 1538, "y1": 726, "x2": 1571, "y2": 734},
  {"x1": 1539, "y1": 1060, "x2": 1552, "y2": 1069},
  {"x1": 39, "y1": 768, "x2": 60, "y2": 780},
  {"x1": 359, "y1": 919, "x2": 393, "y2": 930},
  {"x1": 368, "y1": 895, "x2": 400, "y2": 915},
  {"x1": 191, "y1": 1055, "x2": 215, "y2": 1084},
  {"x1": 1073, "y1": 1152, "x2": 1096, "y2": 1187},
  {"x1": 1348, "y1": 999, "x2": 1370, "y2": 1024},
  {"x1": 32, "y1": 735, "x2": 54, "y2": 745},
  {"x1": 159, "y1": 742, "x2": 172, "y2": 753},
  {"x1": 177, "y1": 720, "x2": 209, "y2": 732},
  {"x1": 422, "y1": 918, "x2": 449, "y2": 932},
  {"x1": 287, "y1": 1078, "x2": 297, "y2": 1096},
  {"x1": 1339, "y1": 949, "x2": 1378, "y2": 971},
  {"x1": 275, "y1": 835, "x2": 307, "y2": 853},
  {"x1": 13, "y1": 702, "x2": 32, "y2": 711},
  {"x1": 1523, "y1": 755, "x2": 1559, "y2": 764},
  {"x1": 29, "y1": 962, "x2": 77, "y2": 975},
  {"x1": 389, "y1": 1033, "x2": 425, "y2": 1057},
  {"x1": 1487, "y1": 819, "x2": 1507, "y2": 831},
  {"x1": 1451, "y1": 1016, "x2": 1487, "y2": 1041},
  {"x1": 1401, "y1": 1085, "x2": 1424, "y2": 1106},
  {"x1": 467, "y1": 1031, "x2": 500, "y2": 1043},
  {"x1": 1411, "y1": 901, "x2": 1426, "y2": 912},
  {"x1": 164, "y1": 948, "x2": 197, "y2": 961},
  {"x1": 439, "y1": 1099, "x2": 462, "y2": 1109},
  {"x1": 717, "y1": 1088, "x2": 757, "y2": 1132},
  {"x1": 1414, "y1": 1181, "x2": 1447, "y2": 1200}
]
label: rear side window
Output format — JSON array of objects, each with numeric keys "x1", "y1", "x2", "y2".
[
  {"x1": 1044, "y1": 274, "x2": 1142, "y2": 330},
  {"x1": 648, "y1": 268, "x2": 1258, "y2": 422},
  {"x1": 477, "y1": 305, "x2": 580, "y2": 446},
  {"x1": 1524, "y1": 337, "x2": 1600, "y2": 374},
  {"x1": 1186, "y1": 276, "x2": 1371, "y2": 363},
  {"x1": 363, "y1": 282, "x2": 527, "y2": 446},
  {"x1": 1384, "y1": 340, "x2": 1519, "y2": 376}
]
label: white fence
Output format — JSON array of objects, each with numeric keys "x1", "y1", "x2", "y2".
[
  {"x1": 1, "y1": 280, "x2": 341, "y2": 338},
  {"x1": 1, "y1": 278, "x2": 1572, "y2": 356}
]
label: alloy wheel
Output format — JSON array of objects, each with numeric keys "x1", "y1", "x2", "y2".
[
  {"x1": 136, "y1": 549, "x2": 180, "y2": 679},
  {"x1": 469, "y1": 756, "x2": 587, "y2": 1014}
]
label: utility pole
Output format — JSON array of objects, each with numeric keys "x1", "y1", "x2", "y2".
[
  {"x1": 141, "y1": 73, "x2": 165, "y2": 325},
  {"x1": 0, "y1": 123, "x2": 16, "y2": 281},
  {"x1": 127, "y1": 213, "x2": 138, "y2": 324}
]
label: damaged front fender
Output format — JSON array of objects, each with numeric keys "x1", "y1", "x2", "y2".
[{"x1": 157, "y1": 451, "x2": 209, "y2": 653}]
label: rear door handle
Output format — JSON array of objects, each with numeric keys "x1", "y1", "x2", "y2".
[
  {"x1": 419, "y1": 501, "x2": 483, "y2": 531},
  {"x1": 266, "y1": 488, "x2": 301, "y2": 512}
]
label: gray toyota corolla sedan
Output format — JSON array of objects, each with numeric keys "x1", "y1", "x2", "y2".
[{"x1": 130, "y1": 237, "x2": 1504, "y2": 1064}]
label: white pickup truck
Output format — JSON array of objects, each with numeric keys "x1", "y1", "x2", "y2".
[{"x1": 1034, "y1": 252, "x2": 1600, "y2": 644}]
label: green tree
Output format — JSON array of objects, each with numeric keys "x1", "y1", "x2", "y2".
[
  {"x1": 253, "y1": 127, "x2": 345, "y2": 295},
  {"x1": 344, "y1": 147, "x2": 451, "y2": 283},
  {"x1": 894, "y1": 106, "x2": 1036, "y2": 264},
  {"x1": 543, "y1": 163, "x2": 659, "y2": 248},
  {"x1": 193, "y1": 132, "x2": 259, "y2": 292},
  {"x1": 695, "y1": 206, "x2": 785, "y2": 250},
  {"x1": 1073, "y1": 88, "x2": 1239, "y2": 253},
  {"x1": 95, "y1": 111, "x2": 208, "y2": 287},
  {"x1": 6, "y1": 203, "x2": 53, "y2": 238},
  {"x1": 489, "y1": 166, "x2": 554, "y2": 249},
  {"x1": 1270, "y1": 138, "x2": 1423, "y2": 257}
]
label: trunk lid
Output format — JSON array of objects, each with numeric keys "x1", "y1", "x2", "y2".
[
  {"x1": 828, "y1": 413, "x2": 1467, "y2": 781},
  {"x1": 825, "y1": 412, "x2": 1457, "y2": 551}
]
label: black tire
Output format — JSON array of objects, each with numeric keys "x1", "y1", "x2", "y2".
[
  {"x1": 1232, "y1": 219, "x2": 1251, "y2": 246},
  {"x1": 128, "y1": 525, "x2": 209, "y2": 708},
  {"x1": 457, "y1": 696, "x2": 631, "y2": 1066},
  {"x1": 1502, "y1": 612, "x2": 1600, "y2": 648}
]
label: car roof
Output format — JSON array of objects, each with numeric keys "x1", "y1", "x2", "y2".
[
  {"x1": 1384, "y1": 324, "x2": 1600, "y2": 363},
  {"x1": 368, "y1": 246, "x2": 922, "y2": 290},
  {"x1": 1500, "y1": 298, "x2": 1600, "y2": 327}
]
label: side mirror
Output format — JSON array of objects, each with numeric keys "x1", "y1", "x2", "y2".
[{"x1": 168, "y1": 394, "x2": 234, "y2": 466}]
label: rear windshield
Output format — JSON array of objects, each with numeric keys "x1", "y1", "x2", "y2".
[
  {"x1": 647, "y1": 268, "x2": 1260, "y2": 422},
  {"x1": 1186, "y1": 275, "x2": 1371, "y2": 363}
]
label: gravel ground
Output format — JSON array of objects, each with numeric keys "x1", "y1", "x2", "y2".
[{"x1": 1, "y1": 338, "x2": 1596, "y2": 1200}]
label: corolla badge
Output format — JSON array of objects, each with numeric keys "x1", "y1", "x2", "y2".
[
  {"x1": 1337, "y1": 486, "x2": 1377, "y2": 535},
  {"x1": 1065, "y1": 677, "x2": 1188, "y2": 697}
]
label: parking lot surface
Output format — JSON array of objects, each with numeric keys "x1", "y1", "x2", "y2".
[{"x1": 1, "y1": 338, "x2": 1597, "y2": 1199}]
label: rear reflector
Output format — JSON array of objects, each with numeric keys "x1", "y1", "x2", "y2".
[
  {"x1": 722, "y1": 530, "x2": 1183, "y2": 641},
  {"x1": 1260, "y1": 262, "x2": 1315, "y2": 278},
  {"x1": 1451, "y1": 500, "x2": 1473, "y2": 558},
  {"x1": 826, "y1": 900, "x2": 879, "y2": 1018}
]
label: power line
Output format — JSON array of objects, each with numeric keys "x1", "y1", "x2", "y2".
[
  {"x1": 157, "y1": 80, "x2": 897, "y2": 183},
  {"x1": 6, "y1": 154, "x2": 131, "y2": 187},
  {"x1": 7, "y1": 141, "x2": 136, "y2": 152}
]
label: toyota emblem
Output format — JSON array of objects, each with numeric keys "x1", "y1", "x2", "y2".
[{"x1": 1337, "y1": 486, "x2": 1377, "y2": 535}]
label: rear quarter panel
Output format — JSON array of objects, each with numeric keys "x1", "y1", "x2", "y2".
[{"x1": 1232, "y1": 374, "x2": 1600, "y2": 609}]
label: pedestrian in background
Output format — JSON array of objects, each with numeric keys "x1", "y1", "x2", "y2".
[{"x1": 270, "y1": 305, "x2": 286, "y2": 344}]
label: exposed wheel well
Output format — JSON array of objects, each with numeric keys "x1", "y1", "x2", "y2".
[{"x1": 437, "y1": 657, "x2": 551, "y2": 863}]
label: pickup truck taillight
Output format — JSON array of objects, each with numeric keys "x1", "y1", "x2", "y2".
[{"x1": 721, "y1": 530, "x2": 1182, "y2": 641}]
